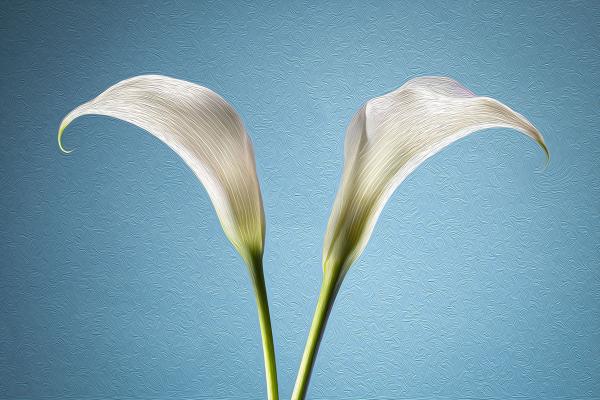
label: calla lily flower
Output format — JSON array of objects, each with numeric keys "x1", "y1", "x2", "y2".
[
  {"x1": 292, "y1": 76, "x2": 548, "y2": 399},
  {"x1": 59, "y1": 75, "x2": 278, "y2": 400}
]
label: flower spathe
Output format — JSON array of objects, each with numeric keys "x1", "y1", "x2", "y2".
[
  {"x1": 323, "y1": 76, "x2": 548, "y2": 277},
  {"x1": 59, "y1": 75, "x2": 265, "y2": 265}
]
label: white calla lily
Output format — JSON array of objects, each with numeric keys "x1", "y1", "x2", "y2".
[
  {"x1": 59, "y1": 75, "x2": 278, "y2": 400},
  {"x1": 59, "y1": 75, "x2": 265, "y2": 264},
  {"x1": 292, "y1": 76, "x2": 548, "y2": 399}
]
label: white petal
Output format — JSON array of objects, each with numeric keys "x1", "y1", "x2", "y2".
[
  {"x1": 59, "y1": 75, "x2": 265, "y2": 263},
  {"x1": 323, "y1": 76, "x2": 548, "y2": 273}
]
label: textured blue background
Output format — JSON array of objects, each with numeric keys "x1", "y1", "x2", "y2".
[{"x1": 1, "y1": 1, "x2": 599, "y2": 399}]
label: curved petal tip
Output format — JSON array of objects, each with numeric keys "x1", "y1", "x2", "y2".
[
  {"x1": 539, "y1": 139, "x2": 550, "y2": 170},
  {"x1": 57, "y1": 120, "x2": 73, "y2": 154}
]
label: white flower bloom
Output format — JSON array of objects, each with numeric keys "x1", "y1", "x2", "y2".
[
  {"x1": 59, "y1": 75, "x2": 265, "y2": 265},
  {"x1": 323, "y1": 76, "x2": 548, "y2": 277}
]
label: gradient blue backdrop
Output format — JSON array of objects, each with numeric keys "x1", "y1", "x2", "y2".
[{"x1": 1, "y1": 1, "x2": 599, "y2": 399}]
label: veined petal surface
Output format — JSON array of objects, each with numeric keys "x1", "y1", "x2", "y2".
[
  {"x1": 59, "y1": 75, "x2": 265, "y2": 263},
  {"x1": 323, "y1": 76, "x2": 548, "y2": 274}
]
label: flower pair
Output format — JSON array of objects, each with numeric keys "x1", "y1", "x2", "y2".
[{"x1": 59, "y1": 75, "x2": 547, "y2": 399}]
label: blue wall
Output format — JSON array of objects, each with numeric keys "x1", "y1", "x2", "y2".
[{"x1": 1, "y1": 1, "x2": 599, "y2": 398}]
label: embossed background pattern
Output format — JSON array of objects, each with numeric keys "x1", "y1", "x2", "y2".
[{"x1": 1, "y1": 1, "x2": 599, "y2": 399}]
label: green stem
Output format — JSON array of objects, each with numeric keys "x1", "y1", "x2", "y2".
[
  {"x1": 248, "y1": 256, "x2": 279, "y2": 400},
  {"x1": 291, "y1": 272, "x2": 340, "y2": 400}
]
